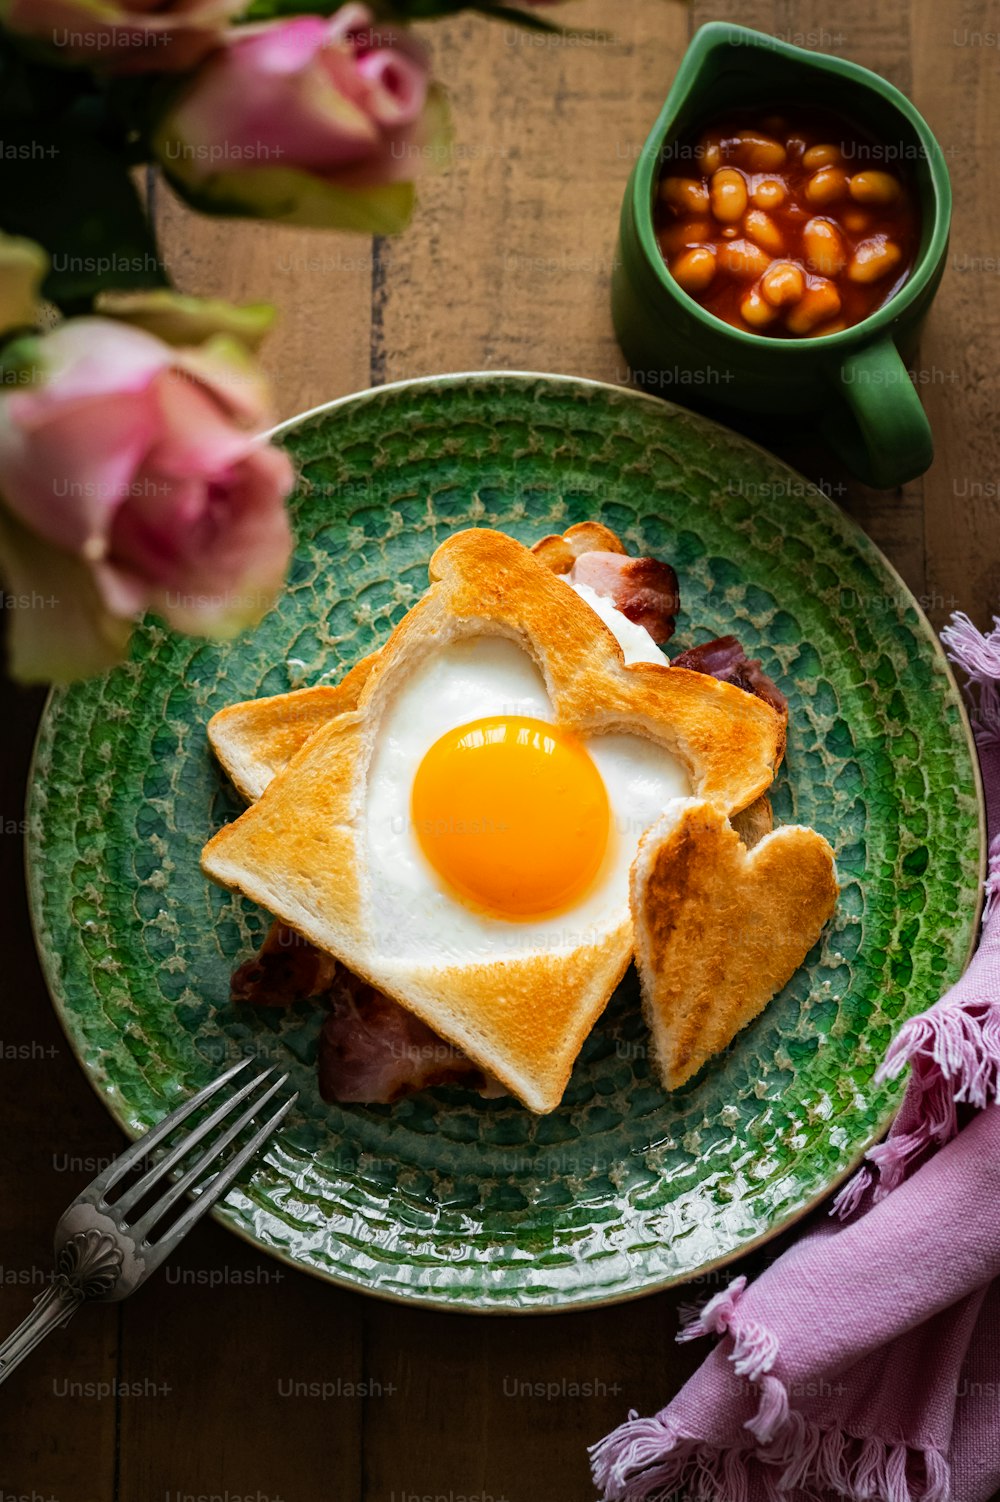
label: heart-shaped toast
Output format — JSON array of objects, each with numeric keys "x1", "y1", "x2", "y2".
[{"x1": 631, "y1": 800, "x2": 838, "y2": 1091}]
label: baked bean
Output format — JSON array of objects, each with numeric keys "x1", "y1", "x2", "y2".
[
  {"x1": 718, "y1": 238, "x2": 772, "y2": 279},
  {"x1": 710, "y1": 167, "x2": 748, "y2": 223},
  {"x1": 760, "y1": 260, "x2": 806, "y2": 307},
  {"x1": 802, "y1": 218, "x2": 847, "y2": 276},
  {"x1": 842, "y1": 208, "x2": 872, "y2": 234},
  {"x1": 847, "y1": 236, "x2": 903, "y2": 283},
  {"x1": 744, "y1": 208, "x2": 784, "y2": 256},
  {"x1": 740, "y1": 286, "x2": 778, "y2": 327},
  {"x1": 659, "y1": 176, "x2": 711, "y2": 215},
  {"x1": 752, "y1": 178, "x2": 787, "y2": 210},
  {"x1": 671, "y1": 246, "x2": 717, "y2": 293},
  {"x1": 802, "y1": 143, "x2": 842, "y2": 170},
  {"x1": 656, "y1": 110, "x2": 919, "y2": 338},
  {"x1": 786, "y1": 279, "x2": 842, "y2": 334},
  {"x1": 659, "y1": 217, "x2": 713, "y2": 254},
  {"x1": 734, "y1": 129, "x2": 787, "y2": 172},
  {"x1": 804, "y1": 166, "x2": 850, "y2": 206},
  {"x1": 699, "y1": 134, "x2": 723, "y2": 174},
  {"x1": 849, "y1": 171, "x2": 901, "y2": 205}
]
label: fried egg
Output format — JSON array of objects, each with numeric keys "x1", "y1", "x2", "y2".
[{"x1": 363, "y1": 582, "x2": 689, "y2": 963}]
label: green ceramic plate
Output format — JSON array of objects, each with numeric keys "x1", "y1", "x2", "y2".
[{"x1": 26, "y1": 373, "x2": 983, "y2": 1312}]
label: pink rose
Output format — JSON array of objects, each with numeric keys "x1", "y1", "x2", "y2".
[
  {"x1": 0, "y1": 0, "x2": 243, "y2": 72},
  {"x1": 154, "y1": 7, "x2": 451, "y2": 232},
  {"x1": 0, "y1": 305, "x2": 294, "y2": 682}
]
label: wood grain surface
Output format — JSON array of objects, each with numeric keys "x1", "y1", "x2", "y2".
[{"x1": 2, "y1": 1, "x2": 999, "y2": 1498}]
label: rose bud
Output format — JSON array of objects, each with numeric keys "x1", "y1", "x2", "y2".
[
  {"x1": 154, "y1": 6, "x2": 451, "y2": 233},
  {"x1": 0, "y1": 303, "x2": 294, "y2": 682}
]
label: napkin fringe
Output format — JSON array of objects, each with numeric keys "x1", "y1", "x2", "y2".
[
  {"x1": 940, "y1": 611, "x2": 1000, "y2": 749},
  {"x1": 677, "y1": 1278, "x2": 779, "y2": 1382},
  {"x1": 592, "y1": 1278, "x2": 950, "y2": 1501},
  {"x1": 832, "y1": 971, "x2": 1000, "y2": 1217},
  {"x1": 677, "y1": 1278, "x2": 788, "y2": 1441},
  {"x1": 589, "y1": 1409, "x2": 950, "y2": 1502}
]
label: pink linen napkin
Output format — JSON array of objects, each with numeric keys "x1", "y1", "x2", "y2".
[{"x1": 591, "y1": 612, "x2": 1000, "y2": 1502}]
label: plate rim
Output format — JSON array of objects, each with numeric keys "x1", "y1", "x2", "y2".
[{"x1": 24, "y1": 369, "x2": 987, "y2": 1314}]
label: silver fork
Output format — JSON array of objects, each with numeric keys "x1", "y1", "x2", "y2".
[{"x1": 0, "y1": 1058, "x2": 296, "y2": 1385}]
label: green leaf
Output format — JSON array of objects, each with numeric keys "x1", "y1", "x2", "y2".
[
  {"x1": 95, "y1": 289, "x2": 277, "y2": 352},
  {"x1": 239, "y1": 0, "x2": 587, "y2": 27},
  {"x1": 0, "y1": 505, "x2": 133, "y2": 685},
  {"x1": 0, "y1": 334, "x2": 42, "y2": 392},
  {"x1": 239, "y1": 0, "x2": 546, "y2": 16},
  {"x1": 161, "y1": 158, "x2": 419, "y2": 234},
  {"x1": 0, "y1": 122, "x2": 167, "y2": 309},
  {"x1": 472, "y1": 2, "x2": 612, "y2": 35},
  {"x1": 240, "y1": 0, "x2": 351, "y2": 15},
  {"x1": 471, "y1": 4, "x2": 567, "y2": 31},
  {"x1": 0, "y1": 233, "x2": 48, "y2": 339}
]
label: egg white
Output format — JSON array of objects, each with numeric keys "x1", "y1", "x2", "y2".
[
  {"x1": 362, "y1": 584, "x2": 689, "y2": 964},
  {"x1": 569, "y1": 580, "x2": 669, "y2": 667}
]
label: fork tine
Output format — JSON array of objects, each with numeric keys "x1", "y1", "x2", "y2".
[
  {"x1": 111, "y1": 1067, "x2": 276, "y2": 1218},
  {"x1": 87, "y1": 1057, "x2": 253, "y2": 1201},
  {"x1": 142, "y1": 1093, "x2": 297, "y2": 1271},
  {"x1": 129, "y1": 1073, "x2": 290, "y2": 1243}
]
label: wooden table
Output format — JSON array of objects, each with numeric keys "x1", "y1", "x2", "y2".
[{"x1": 2, "y1": 1, "x2": 998, "y2": 1496}]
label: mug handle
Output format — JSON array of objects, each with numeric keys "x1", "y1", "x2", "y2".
[{"x1": 820, "y1": 337, "x2": 933, "y2": 490}]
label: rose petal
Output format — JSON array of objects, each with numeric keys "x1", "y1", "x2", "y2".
[
  {"x1": 166, "y1": 40, "x2": 379, "y2": 179},
  {"x1": 169, "y1": 336, "x2": 275, "y2": 432},
  {"x1": 355, "y1": 49, "x2": 428, "y2": 128},
  {"x1": 7, "y1": 318, "x2": 171, "y2": 419},
  {"x1": 148, "y1": 366, "x2": 264, "y2": 478},
  {"x1": 0, "y1": 386, "x2": 160, "y2": 555},
  {"x1": 326, "y1": 3, "x2": 377, "y2": 46},
  {"x1": 151, "y1": 444, "x2": 295, "y2": 636}
]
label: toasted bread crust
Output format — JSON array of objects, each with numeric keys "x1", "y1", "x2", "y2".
[
  {"x1": 207, "y1": 523, "x2": 652, "y2": 803},
  {"x1": 208, "y1": 653, "x2": 378, "y2": 803},
  {"x1": 730, "y1": 794, "x2": 773, "y2": 850},
  {"x1": 397, "y1": 931, "x2": 634, "y2": 1112},
  {"x1": 202, "y1": 531, "x2": 786, "y2": 1112},
  {"x1": 421, "y1": 531, "x2": 783, "y2": 811},
  {"x1": 631, "y1": 800, "x2": 838, "y2": 1091},
  {"x1": 530, "y1": 520, "x2": 628, "y2": 574}
]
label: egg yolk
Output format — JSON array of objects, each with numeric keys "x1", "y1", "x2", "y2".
[{"x1": 410, "y1": 716, "x2": 611, "y2": 919}]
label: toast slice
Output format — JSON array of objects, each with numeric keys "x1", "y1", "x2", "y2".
[
  {"x1": 202, "y1": 530, "x2": 786, "y2": 1113},
  {"x1": 208, "y1": 652, "x2": 378, "y2": 803},
  {"x1": 631, "y1": 799, "x2": 838, "y2": 1091}
]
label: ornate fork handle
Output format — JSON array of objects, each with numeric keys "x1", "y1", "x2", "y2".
[
  {"x1": 0, "y1": 1230, "x2": 124, "y2": 1385},
  {"x1": 0, "y1": 1062, "x2": 294, "y2": 1389}
]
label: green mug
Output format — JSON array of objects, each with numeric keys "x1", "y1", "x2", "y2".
[{"x1": 611, "y1": 23, "x2": 952, "y2": 490}]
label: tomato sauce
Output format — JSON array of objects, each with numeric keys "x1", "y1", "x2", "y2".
[{"x1": 655, "y1": 111, "x2": 921, "y2": 338}]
